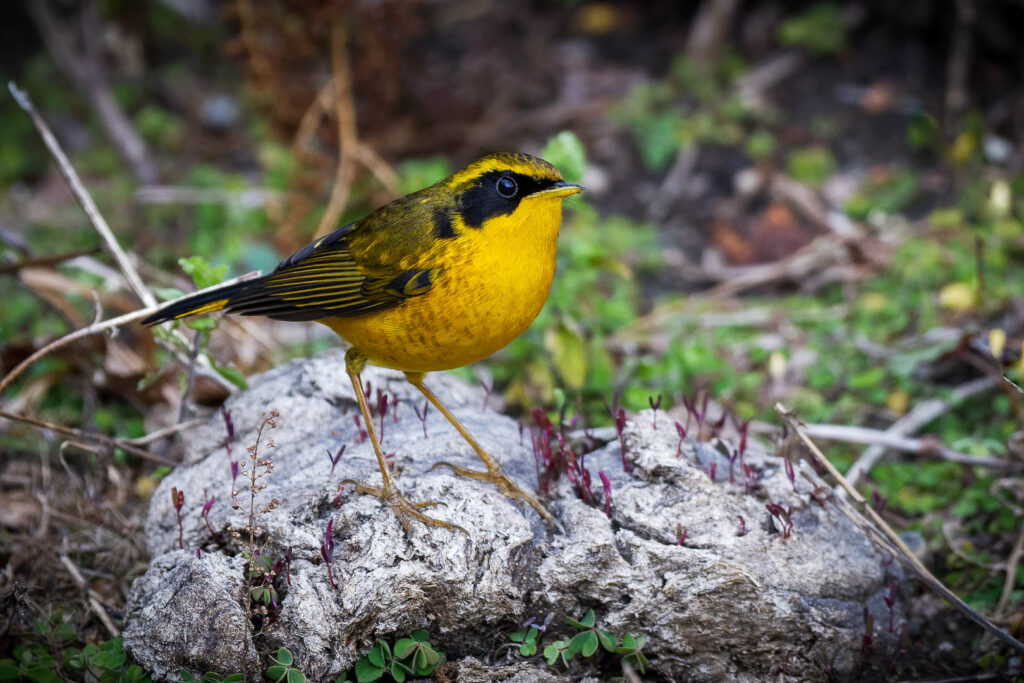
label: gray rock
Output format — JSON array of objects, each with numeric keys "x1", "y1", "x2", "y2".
[{"x1": 124, "y1": 349, "x2": 903, "y2": 682}]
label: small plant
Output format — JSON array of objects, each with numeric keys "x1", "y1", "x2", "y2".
[
  {"x1": 266, "y1": 647, "x2": 306, "y2": 683},
  {"x1": 171, "y1": 486, "x2": 185, "y2": 549},
  {"x1": 412, "y1": 400, "x2": 429, "y2": 438},
  {"x1": 541, "y1": 610, "x2": 649, "y2": 675},
  {"x1": 598, "y1": 471, "x2": 612, "y2": 518},
  {"x1": 765, "y1": 502, "x2": 794, "y2": 539},
  {"x1": 509, "y1": 614, "x2": 553, "y2": 656},
  {"x1": 375, "y1": 390, "x2": 389, "y2": 445},
  {"x1": 353, "y1": 630, "x2": 444, "y2": 682},
  {"x1": 201, "y1": 490, "x2": 216, "y2": 535},
  {"x1": 326, "y1": 444, "x2": 346, "y2": 478},
  {"x1": 321, "y1": 518, "x2": 337, "y2": 589},
  {"x1": 647, "y1": 395, "x2": 662, "y2": 429},
  {"x1": 674, "y1": 421, "x2": 686, "y2": 457}
]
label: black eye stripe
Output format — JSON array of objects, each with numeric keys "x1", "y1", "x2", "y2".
[{"x1": 457, "y1": 171, "x2": 557, "y2": 228}]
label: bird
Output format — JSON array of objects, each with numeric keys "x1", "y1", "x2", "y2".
[{"x1": 143, "y1": 152, "x2": 583, "y2": 532}]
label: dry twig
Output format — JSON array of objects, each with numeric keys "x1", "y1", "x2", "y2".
[
  {"x1": 798, "y1": 422, "x2": 1019, "y2": 471},
  {"x1": 58, "y1": 554, "x2": 119, "y2": 638},
  {"x1": 776, "y1": 403, "x2": 1024, "y2": 656},
  {"x1": 842, "y1": 376, "x2": 998, "y2": 490},
  {"x1": 0, "y1": 409, "x2": 175, "y2": 467}
]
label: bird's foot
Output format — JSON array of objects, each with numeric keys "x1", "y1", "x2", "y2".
[
  {"x1": 431, "y1": 461, "x2": 555, "y2": 525},
  {"x1": 341, "y1": 479, "x2": 466, "y2": 535}
]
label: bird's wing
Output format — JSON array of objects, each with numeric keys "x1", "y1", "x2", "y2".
[{"x1": 222, "y1": 219, "x2": 435, "y2": 322}]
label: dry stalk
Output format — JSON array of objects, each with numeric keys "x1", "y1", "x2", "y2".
[{"x1": 776, "y1": 402, "x2": 1024, "y2": 656}]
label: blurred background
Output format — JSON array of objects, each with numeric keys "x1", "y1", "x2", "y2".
[{"x1": 1, "y1": 0, "x2": 1023, "y2": 678}]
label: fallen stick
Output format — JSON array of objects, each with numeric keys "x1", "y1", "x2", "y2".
[
  {"x1": 59, "y1": 553, "x2": 120, "y2": 638},
  {"x1": 776, "y1": 403, "x2": 1024, "y2": 656},
  {"x1": 842, "y1": 376, "x2": 998, "y2": 490},
  {"x1": 0, "y1": 409, "x2": 175, "y2": 467},
  {"x1": 799, "y1": 422, "x2": 1020, "y2": 471}
]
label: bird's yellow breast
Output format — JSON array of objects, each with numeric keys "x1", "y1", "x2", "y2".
[{"x1": 323, "y1": 198, "x2": 563, "y2": 372}]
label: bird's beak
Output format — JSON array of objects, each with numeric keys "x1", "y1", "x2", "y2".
[{"x1": 527, "y1": 182, "x2": 584, "y2": 200}]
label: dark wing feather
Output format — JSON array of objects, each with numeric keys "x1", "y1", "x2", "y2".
[{"x1": 221, "y1": 221, "x2": 434, "y2": 322}]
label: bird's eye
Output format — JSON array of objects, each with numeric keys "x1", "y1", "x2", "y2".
[{"x1": 496, "y1": 175, "x2": 518, "y2": 198}]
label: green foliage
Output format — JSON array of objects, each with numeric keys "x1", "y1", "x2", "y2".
[
  {"x1": 537, "y1": 610, "x2": 648, "y2": 675},
  {"x1": 396, "y1": 157, "x2": 453, "y2": 195},
  {"x1": 785, "y1": 146, "x2": 836, "y2": 186},
  {"x1": 613, "y1": 51, "x2": 769, "y2": 172},
  {"x1": 265, "y1": 648, "x2": 306, "y2": 683},
  {"x1": 352, "y1": 631, "x2": 444, "y2": 683},
  {"x1": 845, "y1": 171, "x2": 920, "y2": 219},
  {"x1": 541, "y1": 131, "x2": 587, "y2": 184},
  {"x1": 508, "y1": 626, "x2": 540, "y2": 656},
  {"x1": 777, "y1": 2, "x2": 847, "y2": 55},
  {"x1": 178, "y1": 255, "x2": 228, "y2": 290}
]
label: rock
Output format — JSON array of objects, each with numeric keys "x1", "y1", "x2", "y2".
[{"x1": 124, "y1": 349, "x2": 903, "y2": 681}]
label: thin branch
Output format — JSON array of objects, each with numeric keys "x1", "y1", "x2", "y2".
[
  {"x1": 800, "y1": 422, "x2": 1020, "y2": 471},
  {"x1": 776, "y1": 403, "x2": 1024, "y2": 655},
  {"x1": 315, "y1": 18, "x2": 359, "y2": 238},
  {"x1": 0, "y1": 409, "x2": 175, "y2": 467},
  {"x1": 126, "y1": 418, "x2": 204, "y2": 446},
  {"x1": 843, "y1": 376, "x2": 998, "y2": 490},
  {"x1": 58, "y1": 554, "x2": 119, "y2": 638},
  {"x1": 8, "y1": 81, "x2": 156, "y2": 307},
  {"x1": 0, "y1": 273, "x2": 258, "y2": 398},
  {"x1": 995, "y1": 525, "x2": 1024, "y2": 620},
  {"x1": 0, "y1": 245, "x2": 102, "y2": 275}
]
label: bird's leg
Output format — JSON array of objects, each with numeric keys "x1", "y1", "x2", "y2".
[
  {"x1": 404, "y1": 372, "x2": 554, "y2": 525},
  {"x1": 341, "y1": 349, "x2": 465, "y2": 534}
]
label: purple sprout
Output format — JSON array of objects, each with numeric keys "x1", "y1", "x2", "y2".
[
  {"x1": 353, "y1": 414, "x2": 367, "y2": 444},
  {"x1": 676, "y1": 524, "x2": 687, "y2": 546},
  {"x1": 518, "y1": 422, "x2": 524, "y2": 446},
  {"x1": 614, "y1": 409, "x2": 629, "y2": 472},
  {"x1": 742, "y1": 463, "x2": 760, "y2": 495},
  {"x1": 171, "y1": 486, "x2": 185, "y2": 549},
  {"x1": 765, "y1": 502, "x2": 793, "y2": 539},
  {"x1": 201, "y1": 489, "x2": 216, "y2": 535},
  {"x1": 648, "y1": 394, "x2": 662, "y2": 429},
  {"x1": 321, "y1": 518, "x2": 337, "y2": 589},
  {"x1": 230, "y1": 460, "x2": 239, "y2": 485},
  {"x1": 392, "y1": 392, "x2": 400, "y2": 424},
  {"x1": 737, "y1": 515, "x2": 746, "y2": 536},
  {"x1": 883, "y1": 579, "x2": 898, "y2": 633},
  {"x1": 871, "y1": 488, "x2": 888, "y2": 515},
  {"x1": 785, "y1": 458, "x2": 795, "y2": 489},
  {"x1": 326, "y1": 444, "x2": 346, "y2": 478},
  {"x1": 728, "y1": 450, "x2": 739, "y2": 484},
  {"x1": 707, "y1": 462, "x2": 717, "y2": 482},
  {"x1": 860, "y1": 607, "x2": 874, "y2": 673},
  {"x1": 674, "y1": 421, "x2": 686, "y2": 458},
  {"x1": 599, "y1": 471, "x2": 612, "y2": 518},
  {"x1": 412, "y1": 400, "x2": 429, "y2": 438},
  {"x1": 284, "y1": 548, "x2": 293, "y2": 587},
  {"x1": 221, "y1": 406, "x2": 235, "y2": 456},
  {"x1": 376, "y1": 390, "x2": 389, "y2": 444}
]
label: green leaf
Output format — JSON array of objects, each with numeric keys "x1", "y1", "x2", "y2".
[
  {"x1": 541, "y1": 131, "x2": 587, "y2": 185},
  {"x1": 569, "y1": 631, "x2": 599, "y2": 657},
  {"x1": 393, "y1": 639, "x2": 416, "y2": 659},
  {"x1": 178, "y1": 256, "x2": 228, "y2": 290},
  {"x1": 367, "y1": 642, "x2": 387, "y2": 668},
  {"x1": 354, "y1": 657, "x2": 383, "y2": 683},
  {"x1": 518, "y1": 641, "x2": 537, "y2": 657},
  {"x1": 389, "y1": 661, "x2": 407, "y2": 683},
  {"x1": 212, "y1": 361, "x2": 248, "y2": 390},
  {"x1": 567, "y1": 609, "x2": 596, "y2": 629},
  {"x1": 543, "y1": 644, "x2": 559, "y2": 666},
  {"x1": 275, "y1": 648, "x2": 294, "y2": 667},
  {"x1": 286, "y1": 669, "x2": 306, "y2": 683},
  {"x1": 544, "y1": 318, "x2": 586, "y2": 389},
  {"x1": 223, "y1": 674, "x2": 244, "y2": 682},
  {"x1": 410, "y1": 629, "x2": 428, "y2": 643},
  {"x1": 509, "y1": 629, "x2": 525, "y2": 643},
  {"x1": 265, "y1": 666, "x2": 287, "y2": 681},
  {"x1": 596, "y1": 629, "x2": 616, "y2": 651}
]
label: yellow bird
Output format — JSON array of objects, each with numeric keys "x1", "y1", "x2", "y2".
[{"x1": 144, "y1": 152, "x2": 582, "y2": 532}]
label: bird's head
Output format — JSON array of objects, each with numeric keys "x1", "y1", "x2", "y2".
[{"x1": 445, "y1": 152, "x2": 583, "y2": 231}]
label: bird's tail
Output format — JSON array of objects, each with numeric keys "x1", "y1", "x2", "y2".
[{"x1": 142, "y1": 278, "x2": 257, "y2": 325}]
